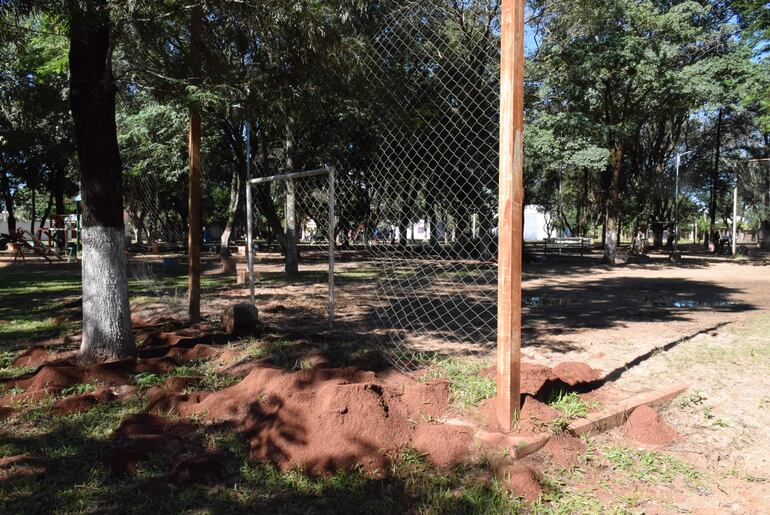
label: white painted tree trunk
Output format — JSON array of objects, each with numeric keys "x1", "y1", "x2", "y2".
[{"x1": 79, "y1": 226, "x2": 135, "y2": 361}]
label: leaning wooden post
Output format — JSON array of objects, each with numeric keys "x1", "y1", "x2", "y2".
[
  {"x1": 188, "y1": 4, "x2": 202, "y2": 322},
  {"x1": 497, "y1": 0, "x2": 525, "y2": 432}
]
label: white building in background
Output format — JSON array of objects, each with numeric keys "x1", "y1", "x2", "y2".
[
  {"x1": 523, "y1": 206, "x2": 553, "y2": 242},
  {"x1": 384, "y1": 205, "x2": 555, "y2": 243}
]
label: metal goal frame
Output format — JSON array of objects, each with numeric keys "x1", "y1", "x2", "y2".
[{"x1": 245, "y1": 165, "x2": 336, "y2": 324}]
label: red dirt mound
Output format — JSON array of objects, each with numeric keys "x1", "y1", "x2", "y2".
[
  {"x1": 114, "y1": 413, "x2": 197, "y2": 440},
  {"x1": 0, "y1": 407, "x2": 15, "y2": 420},
  {"x1": 143, "y1": 331, "x2": 212, "y2": 349},
  {"x1": 544, "y1": 435, "x2": 586, "y2": 469},
  {"x1": 622, "y1": 405, "x2": 681, "y2": 446},
  {"x1": 105, "y1": 449, "x2": 148, "y2": 475},
  {"x1": 520, "y1": 363, "x2": 558, "y2": 395},
  {"x1": 480, "y1": 362, "x2": 594, "y2": 396},
  {"x1": 3, "y1": 358, "x2": 136, "y2": 397},
  {"x1": 0, "y1": 455, "x2": 46, "y2": 483},
  {"x1": 169, "y1": 453, "x2": 225, "y2": 484},
  {"x1": 147, "y1": 365, "x2": 454, "y2": 475},
  {"x1": 518, "y1": 396, "x2": 560, "y2": 433},
  {"x1": 163, "y1": 376, "x2": 203, "y2": 392},
  {"x1": 551, "y1": 362, "x2": 601, "y2": 386},
  {"x1": 13, "y1": 348, "x2": 53, "y2": 368},
  {"x1": 412, "y1": 424, "x2": 474, "y2": 468},
  {"x1": 52, "y1": 388, "x2": 115, "y2": 416},
  {"x1": 166, "y1": 344, "x2": 219, "y2": 362},
  {"x1": 479, "y1": 395, "x2": 559, "y2": 434},
  {"x1": 498, "y1": 465, "x2": 542, "y2": 502}
]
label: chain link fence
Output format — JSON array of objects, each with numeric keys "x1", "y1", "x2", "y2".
[
  {"x1": 347, "y1": 1, "x2": 502, "y2": 369},
  {"x1": 248, "y1": 168, "x2": 336, "y2": 333}
]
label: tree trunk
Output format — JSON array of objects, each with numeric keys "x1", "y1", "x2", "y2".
[
  {"x1": 30, "y1": 185, "x2": 36, "y2": 236},
  {"x1": 707, "y1": 108, "x2": 723, "y2": 250},
  {"x1": 604, "y1": 146, "x2": 623, "y2": 264},
  {"x1": 284, "y1": 117, "x2": 298, "y2": 277},
  {"x1": 69, "y1": 0, "x2": 134, "y2": 362},
  {"x1": 54, "y1": 167, "x2": 66, "y2": 249},
  {"x1": 759, "y1": 220, "x2": 770, "y2": 249},
  {"x1": 256, "y1": 127, "x2": 286, "y2": 250},
  {"x1": 0, "y1": 170, "x2": 16, "y2": 234},
  {"x1": 220, "y1": 156, "x2": 241, "y2": 257},
  {"x1": 665, "y1": 222, "x2": 674, "y2": 248}
]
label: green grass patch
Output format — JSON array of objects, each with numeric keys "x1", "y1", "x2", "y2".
[
  {"x1": 602, "y1": 446, "x2": 701, "y2": 484},
  {"x1": 60, "y1": 384, "x2": 96, "y2": 397},
  {"x1": 424, "y1": 358, "x2": 496, "y2": 409},
  {"x1": 548, "y1": 392, "x2": 598, "y2": 420}
]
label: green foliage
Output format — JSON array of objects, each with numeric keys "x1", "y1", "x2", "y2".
[
  {"x1": 548, "y1": 392, "x2": 598, "y2": 421},
  {"x1": 132, "y1": 372, "x2": 164, "y2": 389},
  {"x1": 60, "y1": 384, "x2": 96, "y2": 397},
  {"x1": 602, "y1": 446, "x2": 701, "y2": 484},
  {"x1": 425, "y1": 358, "x2": 496, "y2": 409}
]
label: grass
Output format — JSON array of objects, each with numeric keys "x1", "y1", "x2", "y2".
[
  {"x1": 0, "y1": 395, "x2": 526, "y2": 514},
  {"x1": 424, "y1": 357, "x2": 496, "y2": 409},
  {"x1": 671, "y1": 313, "x2": 770, "y2": 370},
  {"x1": 0, "y1": 351, "x2": 34, "y2": 382},
  {"x1": 602, "y1": 446, "x2": 701, "y2": 484},
  {"x1": 60, "y1": 384, "x2": 96, "y2": 397},
  {"x1": 547, "y1": 392, "x2": 599, "y2": 432},
  {"x1": 548, "y1": 392, "x2": 597, "y2": 420}
]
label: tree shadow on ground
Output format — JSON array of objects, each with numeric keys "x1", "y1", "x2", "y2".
[{"x1": 0, "y1": 382, "x2": 508, "y2": 514}]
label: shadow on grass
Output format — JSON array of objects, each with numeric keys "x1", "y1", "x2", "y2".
[{"x1": 0, "y1": 398, "x2": 518, "y2": 514}]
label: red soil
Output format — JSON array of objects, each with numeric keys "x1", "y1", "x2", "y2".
[
  {"x1": 551, "y1": 362, "x2": 601, "y2": 386},
  {"x1": 412, "y1": 424, "x2": 474, "y2": 468},
  {"x1": 169, "y1": 453, "x2": 226, "y2": 484},
  {"x1": 481, "y1": 361, "x2": 601, "y2": 396},
  {"x1": 105, "y1": 449, "x2": 148, "y2": 475},
  {"x1": 517, "y1": 397, "x2": 560, "y2": 433},
  {"x1": 544, "y1": 435, "x2": 586, "y2": 469},
  {"x1": 163, "y1": 376, "x2": 203, "y2": 392},
  {"x1": 0, "y1": 455, "x2": 46, "y2": 483},
  {"x1": 145, "y1": 365, "x2": 452, "y2": 475},
  {"x1": 13, "y1": 348, "x2": 54, "y2": 368},
  {"x1": 114, "y1": 413, "x2": 197, "y2": 440},
  {"x1": 478, "y1": 395, "x2": 559, "y2": 434},
  {"x1": 0, "y1": 406, "x2": 15, "y2": 420},
  {"x1": 622, "y1": 405, "x2": 681, "y2": 446},
  {"x1": 498, "y1": 465, "x2": 542, "y2": 502},
  {"x1": 52, "y1": 388, "x2": 115, "y2": 416},
  {"x1": 165, "y1": 344, "x2": 219, "y2": 362}
]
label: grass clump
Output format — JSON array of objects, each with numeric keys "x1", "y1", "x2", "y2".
[
  {"x1": 61, "y1": 384, "x2": 96, "y2": 397},
  {"x1": 424, "y1": 358, "x2": 496, "y2": 409},
  {"x1": 603, "y1": 447, "x2": 701, "y2": 484},
  {"x1": 548, "y1": 392, "x2": 597, "y2": 420}
]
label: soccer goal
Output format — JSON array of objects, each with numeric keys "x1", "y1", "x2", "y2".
[{"x1": 246, "y1": 166, "x2": 336, "y2": 327}]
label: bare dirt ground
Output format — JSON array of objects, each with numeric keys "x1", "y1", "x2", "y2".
[
  {"x1": 2, "y1": 245, "x2": 768, "y2": 512},
  {"x1": 214, "y1": 246, "x2": 770, "y2": 512}
]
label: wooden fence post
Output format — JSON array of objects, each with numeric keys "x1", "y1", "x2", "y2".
[{"x1": 497, "y1": 0, "x2": 525, "y2": 432}]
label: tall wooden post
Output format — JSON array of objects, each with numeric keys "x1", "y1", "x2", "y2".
[
  {"x1": 188, "y1": 4, "x2": 202, "y2": 322},
  {"x1": 497, "y1": 0, "x2": 525, "y2": 432}
]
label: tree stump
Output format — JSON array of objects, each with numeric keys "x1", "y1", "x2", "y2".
[{"x1": 222, "y1": 304, "x2": 261, "y2": 336}]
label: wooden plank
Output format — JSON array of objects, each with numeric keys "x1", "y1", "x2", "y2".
[
  {"x1": 567, "y1": 384, "x2": 689, "y2": 436},
  {"x1": 497, "y1": 0, "x2": 526, "y2": 432},
  {"x1": 187, "y1": 5, "x2": 202, "y2": 322},
  {"x1": 475, "y1": 431, "x2": 551, "y2": 460}
]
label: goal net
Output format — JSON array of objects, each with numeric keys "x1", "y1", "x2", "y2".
[{"x1": 247, "y1": 167, "x2": 336, "y2": 332}]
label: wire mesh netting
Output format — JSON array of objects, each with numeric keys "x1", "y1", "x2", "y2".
[
  {"x1": 249, "y1": 172, "x2": 335, "y2": 331},
  {"x1": 345, "y1": 1, "x2": 502, "y2": 370},
  {"x1": 123, "y1": 167, "x2": 234, "y2": 319},
  {"x1": 735, "y1": 159, "x2": 770, "y2": 249},
  {"x1": 242, "y1": 2, "x2": 502, "y2": 370}
]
